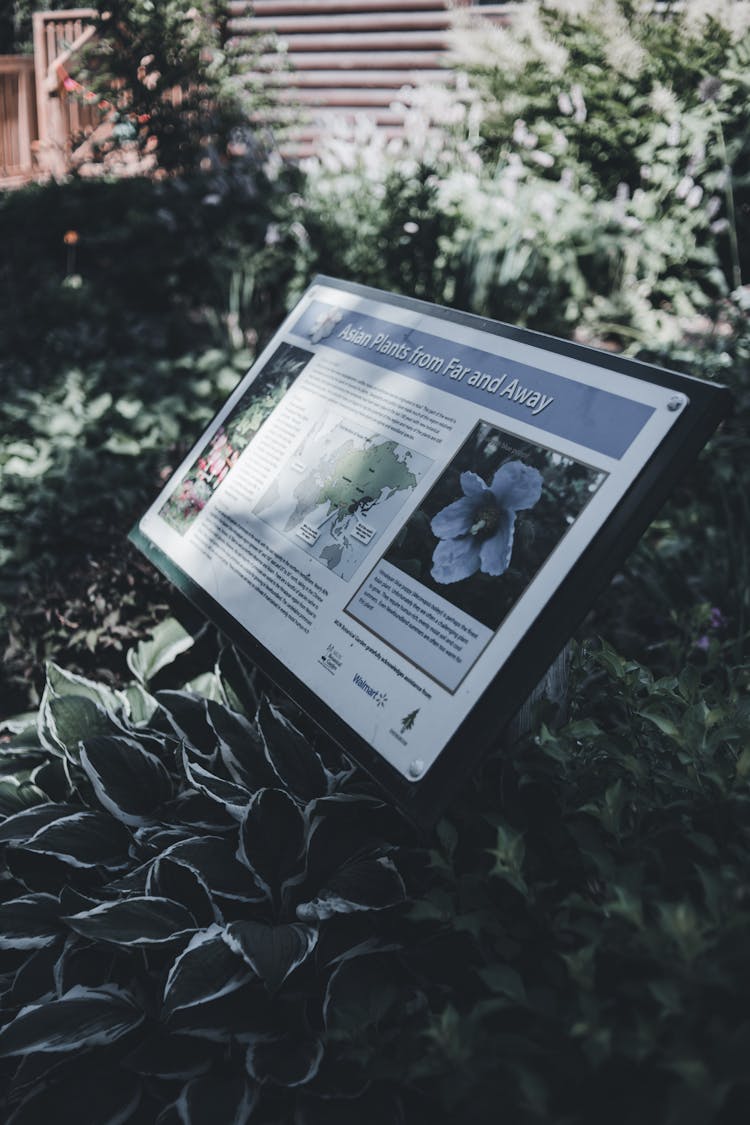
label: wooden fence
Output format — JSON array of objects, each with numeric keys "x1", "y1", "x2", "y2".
[
  {"x1": 0, "y1": 2, "x2": 513, "y2": 183},
  {"x1": 0, "y1": 57, "x2": 36, "y2": 184},
  {"x1": 32, "y1": 8, "x2": 101, "y2": 178}
]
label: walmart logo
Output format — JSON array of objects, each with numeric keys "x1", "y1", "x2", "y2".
[{"x1": 353, "y1": 673, "x2": 387, "y2": 708}]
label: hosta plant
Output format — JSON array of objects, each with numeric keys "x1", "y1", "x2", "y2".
[
  {"x1": 2, "y1": 623, "x2": 750, "y2": 1123},
  {"x1": 0, "y1": 640, "x2": 418, "y2": 1124}
]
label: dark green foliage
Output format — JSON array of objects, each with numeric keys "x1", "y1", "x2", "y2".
[
  {"x1": 0, "y1": 1, "x2": 72, "y2": 55},
  {"x1": 76, "y1": 1, "x2": 275, "y2": 176},
  {"x1": 0, "y1": 653, "x2": 420, "y2": 1121},
  {"x1": 0, "y1": 169, "x2": 302, "y2": 715},
  {"x1": 1, "y1": 635, "x2": 749, "y2": 1122},
  {"x1": 462, "y1": 0, "x2": 750, "y2": 288}
]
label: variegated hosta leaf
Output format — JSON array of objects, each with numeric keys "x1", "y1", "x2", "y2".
[
  {"x1": 0, "y1": 893, "x2": 60, "y2": 950},
  {"x1": 223, "y1": 920, "x2": 318, "y2": 992},
  {"x1": 0, "y1": 803, "x2": 79, "y2": 845},
  {"x1": 64, "y1": 896, "x2": 197, "y2": 947},
  {"x1": 296, "y1": 856, "x2": 406, "y2": 922},
  {"x1": 206, "y1": 699, "x2": 276, "y2": 793},
  {"x1": 20, "y1": 811, "x2": 132, "y2": 870},
  {"x1": 237, "y1": 789, "x2": 305, "y2": 897},
  {"x1": 181, "y1": 749, "x2": 251, "y2": 820},
  {"x1": 9, "y1": 941, "x2": 63, "y2": 1009},
  {"x1": 122, "y1": 1027, "x2": 216, "y2": 1080},
  {"x1": 246, "y1": 1032, "x2": 324, "y2": 1088},
  {"x1": 175, "y1": 1073, "x2": 257, "y2": 1125},
  {"x1": 157, "y1": 836, "x2": 265, "y2": 904},
  {"x1": 154, "y1": 691, "x2": 216, "y2": 761},
  {"x1": 5, "y1": 1066, "x2": 143, "y2": 1125},
  {"x1": 126, "y1": 616, "x2": 196, "y2": 685},
  {"x1": 147, "y1": 856, "x2": 221, "y2": 928},
  {"x1": 38, "y1": 665, "x2": 130, "y2": 761},
  {"x1": 162, "y1": 926, "x2": 252, "y2": 1020},
  {"x1": 258, "y1": 698, "x2": 329, "y2": 802},
  {"x1": 79, "y1": 735, "x2": 174, "y2": 827},
  {"x1": 0, "y1": 984, "x2": 144, "y2": 1057},
  {"x1": 42, "y1": 663, "x2": 126, "y2": 718},
  {"x1": 0, "y1": 778, "x2": 52, "y2": 818}
]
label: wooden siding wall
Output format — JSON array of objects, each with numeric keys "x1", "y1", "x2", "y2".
[{"x1": 227, "y1": 1, "x2": 514, "y2": 157}]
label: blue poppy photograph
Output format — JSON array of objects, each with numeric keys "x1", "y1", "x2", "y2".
[{"x1": 384, "y1": 422, "x2": 607, "y2": 632}]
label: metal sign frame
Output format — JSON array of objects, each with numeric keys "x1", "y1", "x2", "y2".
[{"x1": 131, "y1": 277, "x2": 730, "y2": 826}]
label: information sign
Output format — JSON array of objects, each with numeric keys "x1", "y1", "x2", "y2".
[{"x1": 131, "y1": 277, "x2": 730, "y2": 824}]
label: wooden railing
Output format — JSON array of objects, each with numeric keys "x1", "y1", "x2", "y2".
[
  {"x1": 0, "y1": 57, "x2": 36, "y2": 184},
  {"x1": 32, "y1": 8, "x2": 102, "y2": 177}
]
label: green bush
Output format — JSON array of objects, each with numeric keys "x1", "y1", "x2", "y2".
[
  {"x1": 456, "y1": 0, "x2": 750, "y2": 292},
  {"x1": 0, "y1": 627, "x2": 749, "y2": 1123},
  {"x1": 75, "y1": 1, "x2": 278, "y2": 176},
  {"x1": 0, "y1": 168, "x2": 304, "y2": 714}
]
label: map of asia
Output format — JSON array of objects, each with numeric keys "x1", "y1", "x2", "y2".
[{"x1": 255, "y1": 415, "x2": 432, "y2": 580}]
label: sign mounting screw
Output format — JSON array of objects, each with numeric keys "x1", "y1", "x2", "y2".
[
  {"x1": 408, "y1": 759, "x2": 425, "y2": 779},
  {"x1": 667, "y1": 396, "x2": 683, "y2": 411}
]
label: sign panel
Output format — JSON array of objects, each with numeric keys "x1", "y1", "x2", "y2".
[{"x1": 132, "y1": 277, "x2": 729, "y2": 824}]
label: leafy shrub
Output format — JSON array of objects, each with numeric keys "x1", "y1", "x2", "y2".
[
  {"x1": 0, "y1": 637, "x2": 416, "y2": 1123},
  {"x1": 1, "y1": 626, "x2": 750, "y2": 1122},
  {"x1": 0, "y1": 168, "x2": 305, "y2": 714},
  {"x1": 74, "y1": 1, "x2": 278, "y2": 176},
  {"x1": 456, "y1": 0, "x2": 750, "y2": 291}
]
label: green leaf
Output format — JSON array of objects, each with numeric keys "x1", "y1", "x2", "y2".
[
  {"x1": 246, "y1": 1033, "x2": 324, "y2": 1088},
  {"x1": 639, "y1": 706, "x2": 679, "y2": 738},
  {"x1": 206, "y1": 700, "x2": 276, "y2": 792},
  {"x1": 176, "y1": 1074, "x2": 257, "y2": 1124},
  {"x1": 43, "y1": 663, "x2": 125, "y2": 715},
  {"x1": 122, "y1": 1029, "x2": 215, "y2": 1080},
  {"x1": 0, "y1": 779, "x2": 47, "y2": 817},
  {"x1": 65, "y1": 896, "x2": 197, "y2": 947},
  {"x1": 477, "y1": 964, "x2": 526, "y2": 1003},
  {"x1": 487, "y1": 823, "x2": 528, "y2": 898},
  {"x1": 155, "y1": 691, "x2": 215, "y2": 756},
  {"x1": 296, "y1": 856, "x2": 406, "y2": 922},
  {"x1": 41, "y1": 695, "x2": 127, "y2": 761},
  {"x1": 22, "y1": 811, "x2": 132, "y2": 869},
  {"x1": 159, "y1": 835, "x2": 264, "y2": 903},
  {"x1": 564, "y1": 719, "x2": 602, "y2": 740},
  {"x1": 323, "y1": 954, "x2": 400, "y2": 1038},
  {"x1": 163, "y1": 926, "x2": 251, "y2": 1019},
  {"x1": 126, "y1": 617, "x2": 196, "y2": 685},
  {"x1": 181, "y1": 749, "x2": 250, "y2": 820},
  {"x1": 0, "y1": 802, "x2": 79, "y2": 845},
  {"x1": 0, "y1": 985, "x2": 144, "y2": 1057},
  {"x1": 258, "y1": 699, "x2": 328, "y2": 801},
  {"x1": 238, "y1": 788, "x2": 305, "y2": 896},
  {"x1": 223, "y1": 920, "x2": 317, "y2": 991},
  {"x1": 147, "y1": 856, "x2": 219, "y2": 928},
  {"x1": 183, "y1": 672, "x2": 225, "y2": 702},
  {"x1": 80, "y1": 735, "x2": 174, "y2": 827},
  {"x1": 0, "y1": 893, "x2": 61, "y2": 950},
  {"x1": 121, "y1": 682, "x2": 159, "y2": 725},
  {"x1": 6, "y1": 1067, "x2": 142, "y2": 1125},
  {"x1": 103, "y1": 433, "x2": 142, "y2": 456}
]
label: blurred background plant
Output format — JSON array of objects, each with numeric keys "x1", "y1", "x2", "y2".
[{"x1": 71, "y1": 0, "x2": 281, "y2": 177}]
